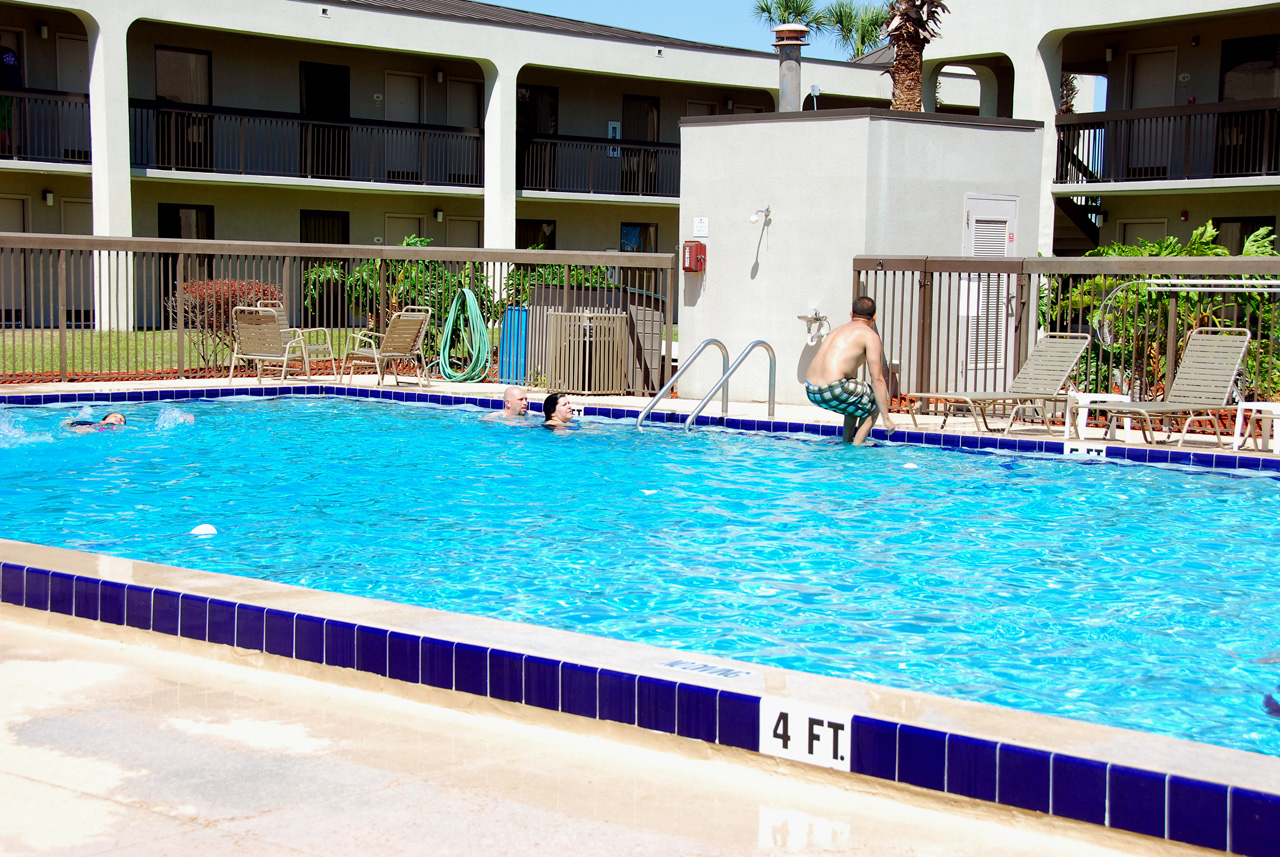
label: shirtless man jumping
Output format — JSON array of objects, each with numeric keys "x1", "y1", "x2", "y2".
[{"x1": 804, "y1": 295, "x2": 897, "y2": 445}]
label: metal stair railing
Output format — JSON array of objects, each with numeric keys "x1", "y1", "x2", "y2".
[
  {"x1": 683, "y1": 340, "x2": 776, "y2": 432},
  {"x1": 636, "y1": 338, "x2": 729, "y2": 430}
]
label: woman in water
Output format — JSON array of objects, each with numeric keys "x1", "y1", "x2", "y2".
[{"x1": 542, "y1": 393, "x2": 574, "y2": 429}]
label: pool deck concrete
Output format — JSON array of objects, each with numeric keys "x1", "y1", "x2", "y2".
[{"x1": 1, "y1": 619, "x2": 1203, "y2": 857}]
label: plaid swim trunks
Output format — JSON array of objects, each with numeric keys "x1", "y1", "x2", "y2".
[{"x1": 805, "y1": 378, "x2": 876, "y2": 418}]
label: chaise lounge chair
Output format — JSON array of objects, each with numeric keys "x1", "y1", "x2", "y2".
[
  {"x1": 228, "y1": 305, "x2": 313, "y2": 382},
  {"x1": 341, "y1": 305, "x2": 433, "y2": 387},
  {"x1": 257, "y1": 299, "x2": 336, "y2": 376},
  {"x1": 1091, "y1": 327, "x2": 1251, "y2": 447},
  {"x1": 912, "y1": 331, "x2": 1092, "y2": 435}
]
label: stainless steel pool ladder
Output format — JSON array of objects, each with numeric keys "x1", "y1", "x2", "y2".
[{"x1": 635, "y1": 338, "x2": 777, "y2": 431}]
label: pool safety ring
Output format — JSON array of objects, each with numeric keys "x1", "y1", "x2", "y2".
[{"x1": 437, "y1": 288, "x2": 491, "y2": 382}]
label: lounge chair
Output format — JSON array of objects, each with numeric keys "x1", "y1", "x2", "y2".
[
  {"x1": 912, "y1": 331, "x2": 1091, "y2": 435},
  {"x1": 228, "y1": 305, "x2": 312, "y2": 382},
  {"x1": 1092, "y1": 327, "x2": 1251, "y2": 447},
  {"x1": 341, "y1": 305, "x2": 432, "y2": 387},
  {"x1": 257, "y1": 299, "x2": 336, "y2": 375}
]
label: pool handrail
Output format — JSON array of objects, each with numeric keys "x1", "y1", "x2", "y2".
[
  {"x1": 683, "y1": 340, "x2": 776, "y2": 431},
  {"x1": 636, "y1": 338, "x2": 730, "y2": 430}
]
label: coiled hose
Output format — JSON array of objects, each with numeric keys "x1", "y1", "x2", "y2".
[{"x1": 437, "y1": 288, "x2": 491, "y2": 382}]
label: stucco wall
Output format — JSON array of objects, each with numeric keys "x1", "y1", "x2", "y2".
[
  {"x1": 514, "y1": 199, "x2": 678, "y2": 252},
  {"x1": 678, "y1": 110, "x2": 1043, "y2": 408}
]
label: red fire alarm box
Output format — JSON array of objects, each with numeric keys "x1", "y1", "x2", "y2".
[{"x1": 682, "y1": 240, "x2": 706, "y2": 272}]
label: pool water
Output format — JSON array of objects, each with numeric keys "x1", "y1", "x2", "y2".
[{"x1": 3, "y1": 396, "x2": 1280, "y2": 756}]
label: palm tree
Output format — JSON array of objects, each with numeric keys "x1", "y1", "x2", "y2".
[
  {"x1": 884, "y1": 0, "x2": 949, "y2": 111},
  {"x1": 753, "y1": 0, "x2": 829, "y2": 34},
  {"x1": 824, "y1": 1, "x2": 889, "y2": 59}
]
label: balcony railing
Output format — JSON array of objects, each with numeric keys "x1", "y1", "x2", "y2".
[
  {"x1": 129, "y1": 100, "x2": 484, "y2": 188},
  {"x1": 520, "y1": 134, "x2": 680, "y2": 197},
  {"x1": 0, "y1": 89, "x2": 91, "y2": 166},
  {"x1": 1055, "y1": 98, "x2": 1280, "y2": 184}
]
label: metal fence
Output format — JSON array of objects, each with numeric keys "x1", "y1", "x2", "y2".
[
  {"x1": 855, "y1": 255, "x2": 1280, "y2": 409},
  {"x1": 129, "y1": 100, "x2": 484, "y2": 188},
  {"x1": 1055, "y1": 97, "x2": 1280, "y2": 184},
  {"x1": 0, "y1": 89, "x2": 91, "y2": 165},
  {"x1": 0, "y1": 234, "x2": 676, "y2": 393},
  {"x1": 520, "y1": 135, "x2": 680, "y2": 197}
]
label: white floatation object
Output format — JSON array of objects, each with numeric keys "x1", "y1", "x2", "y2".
[
  {"x1": 190, "y1": 523, "x2": 218, "y2": 535},
  {"x1": 902, "y1": 463, "x2": 920, "y2": 469}
]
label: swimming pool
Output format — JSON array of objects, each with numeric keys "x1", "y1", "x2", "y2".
[{"x1": 3, "y1": 395, "x2": 1279, "y2": 757}]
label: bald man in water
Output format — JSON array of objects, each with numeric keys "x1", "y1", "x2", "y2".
[
  {"x1": 804, "y1": 296, "x2": 897, "y2": 445},
  {"x1": 502, "y1": 385, "x2": 528, "y2": 417}
]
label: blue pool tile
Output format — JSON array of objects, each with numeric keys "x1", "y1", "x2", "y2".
[
  {"x1": 124, "y1": 585, "x2": 151, "y2": 630},
  {"x1": 49, "y1": 572, "x2": 75, "y2": 615},
  {"x1": 99, "y1": 581, "x2": 126, "y2": 626},
  {"x1": 152, "y1": 589, "x2": 180, "y2": 635},
  {"x1": 1168, "y1": 776, "x2": 1227, "y2": 851},
  {"x1": 1191, "y1": 452, "x2": 1216, "y2": 469},
  {"x1": 387, "y1": 632, "x2": 420, "y2": 684},
  {"x1": 1168, "y1": 450, "x2": 1193, "y2": 466},
  {"x1": 960, "y1": 435, "x2": 980, "y2": 450},
  {"x1": 804, "y1": 423, "x2": 823, "y2": 436},
  {"x1": 1126, "y1": 447, "x2": 1150, "y2": 463},
  {"x1": 1108, "y1": 765, "x2": 1165, "y2": 839},
  {"x1": 1016, "y1": 439, "x2": 1041, "y2": 453},
  {"x1": 870, "y1": 427, "x2": 888, "y2": 441},
  {"x1": 73, "y1": 577, "x2": 100, "y2": 621},
  {"x1": 923, "y1": 432, "x2": 943, "y2": 446},
  {"x1": 454, "y1": 643, "x2": 488, "y2": 695},
  {"x1": 1231, "y1": 787, "x2": 1280, "y2": 857},
  {"x1": 524, "y1": 656, "x2": 560, "y2": 711},
  {"x1": 206, "y1": 599, "x2": 236, "y2": 646},
  {"x1": 903, "y1": 431, "x2": 923, "y2": 445},
  {"x1": 355, "y1": 626, "x2": 388, "y2": 676},
  {"x1": 637, "y1": 676, "x2": 677, "y2": 733},
  {"x1": 1052, "y1": 755, "x2": 1107, "y2": 825},
  {"x1": 998, "y1": 745, "x2": 1050, "y2": 813},
  {"x1": 488, "y1": 649, "x2": 524, "y2": 703},
  {"x1": 997, "y1": 437, "x2": 1019, "y2": 451},
  {"x1": 126, "y1": 391, "x2": 143, "y2": 402},
  {"x1": 1145, "y1": 448, "x2": 1170, "y2": 464},
  {"x1": 1, "y1": 563, "x2": 24, "y2": 605},
  {"x1": 1261, "y1": 457, "x2": 1280, "y2": 473},
  {"x1": 852, "y1": 716, "x2": 897, "y2": 780},
  {"x1": 561, "y1": 663, "x2": 598, "y2": 719},
  {"x1": 324, "y1": 620, "x2": 357, "y2": 669},
  {"x1": 977, "y1": 436, "x2": 999, "y2": 450},
  {"x1": 24, "y1": 568, "x2": 50, "y2": 610},
  {"x1": 1215, "y1": 453, "x2": 1244, "y2": 469},
  {"x1": 716, "y1": 691, "x2": 759, "y2": 752},
  {"x1": 158, "y1": 389, "x2": 175, "y2": 401},
  {"x1": 897, "y1": 725, "x2": 946, "y2": 791},
  {"x1": 179, "y1": 594, "x2": 208, "y2": 641},
  {"x1": 943, "y1": 434, "x2": 962, "y2": 448},
  {"x1": 820, "y1": 424, "x2": 840, "y2": 437},
  {"x1": 294, "y1": 614, "x2": 325, "y2": 663},
  {"x1": 599, "y1": 669, "x2": 637, "y2": 725},
  {"x1": 264, "y1": 609, "x2": 294, "y2": 656},
  {"x1": 235, "y1": 604, "x2": 265, "y2": 650},
  {"x1": 676, "y1": 684, "x2": 718, "y2": 742},
  {"x1": 946, "y1": 735, "x2": 997, "y2": 801},
  {"x1": 142, "y1": 390, "x2": 159, "y2": 402},
  {"x1": 1236, "y1": 456, "x2": 1263, "y2": 471},
  {"x1": 1042, "y1": 441, "x2": 1065, "y2": 455},
  {"x1": 421, "y1": 637, "x2": 455, "y2": 689},
  {"x1": 1104, "y1": 445, "x2": 1126, "y2": 459}
]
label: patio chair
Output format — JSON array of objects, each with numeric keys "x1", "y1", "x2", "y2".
[
  {"x1": 257, "y1": 300, "x2": 337, "y2": 376},
  {"x1": 1092, "y1": 327, "x2": 1251, "y2": 447},
  {"x1": 228, "y1": 305, "x2": 312, "y2": 382},
  {"x1": 912, "y1": 332, "x2": 1092, "y2": 435},
  {"x1": 341, "y1": 305, "x2": 433, "y2": 387}
]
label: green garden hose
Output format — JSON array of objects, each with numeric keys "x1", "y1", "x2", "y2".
[{"x1": 437, "y1": 288, "x2": 491, "y2": 382}]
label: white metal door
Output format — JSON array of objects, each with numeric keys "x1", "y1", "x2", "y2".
[{"x1": 962, "y1": 196, "x2": 1017, "y2": 373}]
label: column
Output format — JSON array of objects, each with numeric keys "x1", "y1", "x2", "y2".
[
  {"x1": 84, "y1": 13, "x2": 135, "y2": 330},
  {"x1": 1012, "y1": 40, "x2": 1063, "y2": 256},
  {"x1": 480, "y1": 59, "x2": 517, "y2": 250}
]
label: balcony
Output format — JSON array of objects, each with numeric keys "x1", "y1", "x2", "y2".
[
  {"x1": 1055, "y1": 98, "x2": 1280, "y2": 186},
  {"x1": 0, "y1": 89, "x2": 91, "y2": 166},
  {"x1": 519, "y1": 134, "x2": 679, "y2": 198},
  {"x1": 129, "y1": 100, "x2": 483, "y2": 188}
]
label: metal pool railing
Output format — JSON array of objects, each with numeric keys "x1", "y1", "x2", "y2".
[
  {"x1": 853, "y1": 255, "x2": 1280, "y2": 410},
  {"x1": 0, "y1": 233, "x2": 676, "y2": 393}
]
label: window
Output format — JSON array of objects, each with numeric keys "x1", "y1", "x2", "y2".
[
  {"x1": 1212, "y1": 216, "x2": 1276, "y2": 255},
  {"x1": 155, "y1": 47, "x2": 211, "y2": 105},
  {"x1": 516, "y1": 219, "x2": 556, "y2": 250},
  {"x1": 517, "y1": 85, "x2": 558, "y2": 134},
  {"x1": 1220, "y1": 35, "x2": 1280, "y2": 101},
  {"x1": 620, "y1": 222, "x2": 656, "y2": 253}
]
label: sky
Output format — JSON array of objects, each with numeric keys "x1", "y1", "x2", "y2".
[{"x1": 480, "y1": 0, "x2": 853, "y2": 62}]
